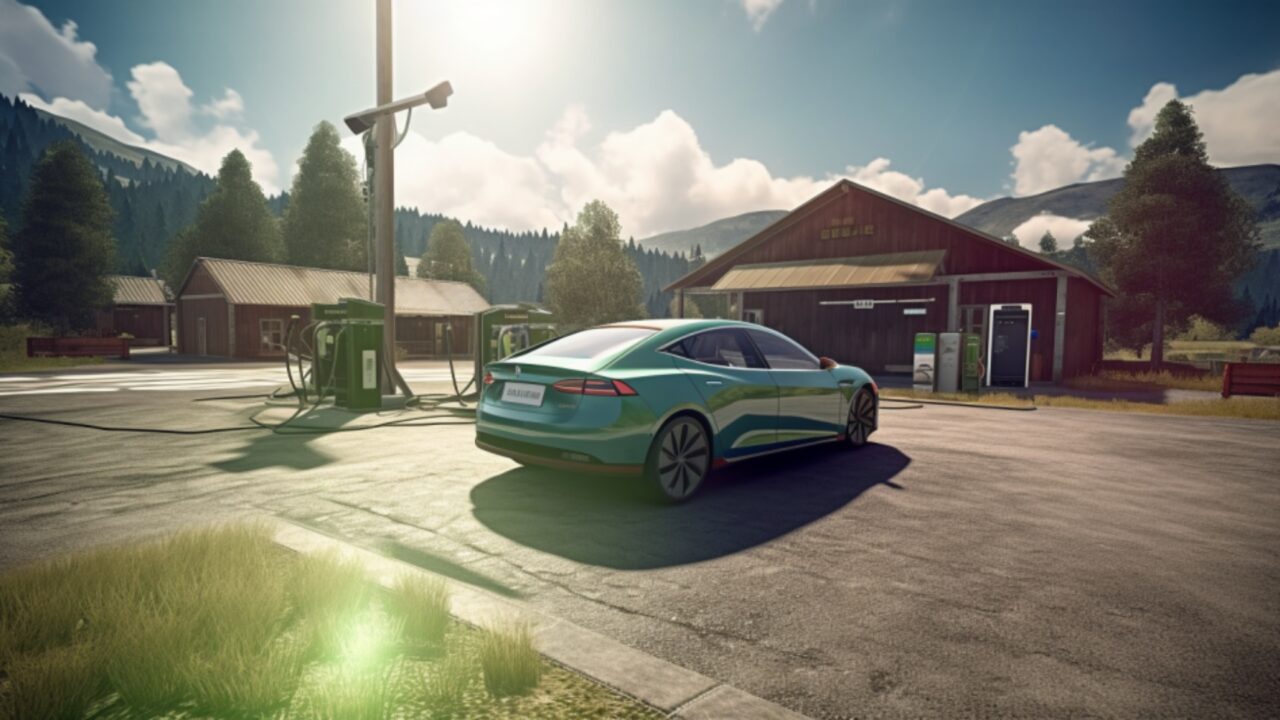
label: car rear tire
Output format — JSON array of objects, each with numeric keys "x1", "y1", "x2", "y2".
[
  {"x1": 646, "y1": 417, "x2": 711, "y2": 503},
  {"x1": 846, "y1": 388, "x2": 877, "y2": 449}
]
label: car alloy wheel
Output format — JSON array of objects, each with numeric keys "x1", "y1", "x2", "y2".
[
  {"x1": 651, "y1": 417, "x2": 710, "y2": 502},
  {"x1": 847, "y1": 389, "x2": 876, "y2": 448}
]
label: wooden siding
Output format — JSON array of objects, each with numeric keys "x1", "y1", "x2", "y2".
[
  {"x1": 96, "y1": 305, "x2": 170, "y2": 345},
  {"x1": 396, "y1": 316, "x2": 473, "y2": 358},
  {"x1": 1064, "y1": 277, "x2": 1103, "y2": 378},
  {"x1": 178, "y1": 296, "x2": 228, "y2": 356}
]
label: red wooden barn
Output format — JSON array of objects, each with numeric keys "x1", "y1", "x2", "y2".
[
  {"x1": 175, "y1": 257, "x2": 490, "y2": 359},
  {"x1": 665, "y1": 180, "x2": 1114, "y2": 383},
  {"x1": 96, "y1": 275, "x2": 173, "y2": 346}
]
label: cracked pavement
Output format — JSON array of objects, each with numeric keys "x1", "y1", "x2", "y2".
[{"x1": 1, "y1": 362, "x2": 1278, "y2": 718}]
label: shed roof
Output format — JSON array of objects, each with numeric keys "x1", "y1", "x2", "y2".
[
  {"x1": 109, "y1": 275, "x2": 171, "y2": 305},
  {"x1": 183, "y1": 257, "x2": 490, "y2": 316},
  {"x1": 710, "y1": 250, "x2": 946, "y2": 292}
]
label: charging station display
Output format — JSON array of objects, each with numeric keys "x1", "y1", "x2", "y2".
[{"x1": 987, "y1": 304, "x2": 1032, "y2": 387}]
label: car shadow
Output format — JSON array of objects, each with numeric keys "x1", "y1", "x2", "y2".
[{"x1": 470, "y1": 442, "x2": 910, "y2": 570}]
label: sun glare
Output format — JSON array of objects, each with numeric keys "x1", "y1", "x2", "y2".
[{"x1": 401, "y1": 0, "x2": 554, "y2": 83}]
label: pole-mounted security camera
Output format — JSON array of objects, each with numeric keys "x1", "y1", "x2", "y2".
[{"x1": 343, "y1": 80, "x2": 453, "y2": 135}]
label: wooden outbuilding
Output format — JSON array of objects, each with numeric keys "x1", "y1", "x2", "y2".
[
  {"x1": 665, "y1": 180, "x2": 1114, "y2": 383},
  {"x1": 175, "y1": 257, "x2": 490, "y2": 359},
  {"x1": 96, "y1": 275, "x2": 173, "y2": 346}
]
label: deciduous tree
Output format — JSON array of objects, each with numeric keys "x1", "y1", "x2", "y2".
[
  {"x1": 416, "y1": 219, "x2": 484, "y2": 292},
  {"x1": 12, "y1": 141, "x2": 116, "y2": 332},
  {"x1": 545, "y1": 200, "x2": 645, "y2": 329}
]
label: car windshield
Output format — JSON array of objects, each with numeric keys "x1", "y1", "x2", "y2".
[{"x1": 520, "y1": 326, "x2": 656, "y2": 360}]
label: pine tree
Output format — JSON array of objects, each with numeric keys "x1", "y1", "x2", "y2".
[
  {"x1": 1087, "y1": 99, "x2": 1260, "y2": 367},
  {"x1": 162, "y1": 150, "x2": 281, "y2": 287},
  {"x1": 417, "y1": 219, "x2": 485, "y2": 292},
  {"x1": 12, "y1": 141, "x2": 117, "y2": 332},
  {"x1": 545, "y1": 200, "x2": 645, "y2": 329},
  {"x1": 284, "y1": 122, "x2": 366, "y2": 270}
]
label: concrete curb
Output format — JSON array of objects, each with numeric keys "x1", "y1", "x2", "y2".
[{"x1": 272, "y1": 520, "x2": 810, "y2": 720}]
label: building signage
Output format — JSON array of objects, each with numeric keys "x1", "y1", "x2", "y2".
[
  {"x1": 820, "y1": 217, "x2": 875, "y2": 240},
  {"x1": 851, "y1": 299, "x2": 875, "y2": 309}
]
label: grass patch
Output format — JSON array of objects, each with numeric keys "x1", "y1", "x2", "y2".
[
  {"x1": 1065, "y1": 369, "x2": 1221, "y2": 393},
  {"x1": 0, "y1": 324, "x2": 103, "y2": 373},
  {"x1": 0, "y1": 525, "x2": 662, "y2": 720},
  {"x1": 881, "y1": 388, "x2": 1033, "y2": 407},
  {"x1": 478, "y1": 623, "x2": 542, "y2": 697}
]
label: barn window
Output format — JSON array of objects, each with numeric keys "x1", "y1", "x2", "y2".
[{"x1": 260, "y1": 319, "x2": 285, "y2": 353}]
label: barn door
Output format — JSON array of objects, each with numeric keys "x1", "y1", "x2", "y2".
[{"x1": 196, "y1": 317, "x2": 207, "y2": 355}]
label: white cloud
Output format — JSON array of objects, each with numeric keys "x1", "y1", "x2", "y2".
[
  {"x1": 1009, "y1": 124, "x2": 1125, "y2": 197},
  {"x1": 1009, "y1": 213, "x2": 1094, "y2": 251},
  {"x1": 740, "y1": 0, "x2": 785, "y2": 30},
  {"x1": 348, "y1": 106, "x2": 982, "y2": 239},
  {"x1": 0, "y1": 0, "x2": 113, "y2": 109},
  {"x1": 846, "y1": 157, "x2": 985, "y2": 218},
  {"x1": 1127, "y1": 69, "x2": 1280, "y2": 167},
  {"x1": 26, "y1": 61, "x2": 280, "y2": 193},
  {"x1": 202, "y1": 88, "x2": 243, "y2": 120}
]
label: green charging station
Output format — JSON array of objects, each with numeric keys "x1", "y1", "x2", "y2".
[
  {"x1": 311, "y1": 297, "x2": 383, "y2": 410},
  {"x1": 474, "y1": 304, "x2": 557, "y2": 380},
  {"x1": 962, "y1": 332, "x2": 982, "y2": 394}
]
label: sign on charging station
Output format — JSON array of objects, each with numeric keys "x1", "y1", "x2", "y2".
[{"x1": 913, "y1": 333, "x2": 936, "y2": 392}]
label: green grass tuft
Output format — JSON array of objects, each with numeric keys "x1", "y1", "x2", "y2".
[
  {"x1": 477, "y1": 622, "x2": 541, "y2": 697},
  {"x1": 416, "y1": 651, "x2": 472, "y2": 715},
  {"x1": 297, "y1": 661, "x2": 405, "y2": 720},
  {"x1": 387, "y1": 574, "x2": 451, "y2": 651},
  {"x1": 0, "y1": 643, "x2": 104, "y2": 720}
]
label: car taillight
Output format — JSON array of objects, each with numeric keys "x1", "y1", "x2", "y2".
[
  {"x1": 483, "y1": 372, "x2": 494, "y2": 386},
  {"x1": 552, "y1": 378, "x2": 638, "y2": 396}
]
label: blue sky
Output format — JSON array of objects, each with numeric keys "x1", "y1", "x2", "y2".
[{"x1": 3, "y1": 0, "x2": 1278, "y2": 241}]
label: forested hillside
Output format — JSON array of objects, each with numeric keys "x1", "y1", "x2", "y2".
[{"x1": 0, "y1": 94, "x2": 692, "y2": 315}]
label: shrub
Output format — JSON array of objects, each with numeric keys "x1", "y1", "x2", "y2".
[
  {"x1": 386, "y1": 575, "x2": 450, "y2": 651},
  {"x1": 1250, "y1": 325, "x2": 1280, "y2": 347}
]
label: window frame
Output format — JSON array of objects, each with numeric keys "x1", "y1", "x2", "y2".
[
  {"x1": 659, "y1": 327, "x2": 768, "y2": 370},
  {"x1": 259, "y1": 318, "x2": 285, "y2": 355}
]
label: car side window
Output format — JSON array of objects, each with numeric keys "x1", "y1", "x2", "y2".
[
  {"x1": 667, "y1": 329, "x2": 765, "y2": 369},
  {"x1": 747, "y1": 329, "x2": 820, "y2": 370}
]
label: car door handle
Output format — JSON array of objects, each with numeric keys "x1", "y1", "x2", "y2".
[
  {"x1": 705, "y1": 380, "x2": 723, "y2": 386},
  {"x1": 838, "y1": 380, "x2": 854, "y2": 386}
]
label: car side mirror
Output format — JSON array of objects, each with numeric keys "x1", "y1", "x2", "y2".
[{"x1": 819, "y1": 356, "x2": 838, "y2": 370}]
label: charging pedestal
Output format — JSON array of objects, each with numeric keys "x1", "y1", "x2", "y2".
[
  {"x1": 961, "y1": 333, "x2": 982, "y2": 394},
  {"x1": 311, "y1": 298, "x2": 384, "y2": 410},
  {"x1": 474, "y1": 304, "x2": 557, "y2": 380},
  {"x1": 913, "y1": 333, "x2": 936, "y2": 392}
]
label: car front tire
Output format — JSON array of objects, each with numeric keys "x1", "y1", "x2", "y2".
[
  {"x1": 846, "y1": 388, "x2": 877, "y2": 448},
  {"x1": 646, "y1": 416, "x2": 711, "y2": 503}
]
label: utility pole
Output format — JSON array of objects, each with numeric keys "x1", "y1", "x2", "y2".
[{"x1": 374, "y1": 0, "x2": 397, "y2": 392}]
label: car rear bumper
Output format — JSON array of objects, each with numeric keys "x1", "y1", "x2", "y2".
[{"x1": 475, "y1": 433, "x2": 644, "y2": 475}]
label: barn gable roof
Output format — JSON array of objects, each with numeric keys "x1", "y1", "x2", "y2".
[
  {"x1": 664, "y1": 179, "x2": 1113, "y2": 296},
  {"x1": 109, "y1": 275, "x2": 172, "y2": 306},
  {"x1": 178, "y1": 257, "x2": 491, "y2": 316}
]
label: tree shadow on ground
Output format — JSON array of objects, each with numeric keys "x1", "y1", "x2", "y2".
[{"x1": 470, "y1": 442, "x2": 910, "y2": 570}]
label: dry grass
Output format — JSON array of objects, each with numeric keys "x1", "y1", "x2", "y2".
[
  {"x1": 1065, "y1": 369, "x2": 1221, "y2": 393},
  {"x1": 1033, "y1": 395, "x2": 1280, "y2": 420},
  {"x1": 478, "y1": 622, "x2": 542, "y2": 697},
  {"x1": 881, "y1": 388, "x2": 1033, "y2": 407}
]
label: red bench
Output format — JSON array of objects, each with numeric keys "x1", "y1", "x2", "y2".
[
  {"x1": 26, "y1": 336, "x2": 131, "y2": 359},
  {"x1": 1221, "y1": 363, "x2": 1280, "y2": 398}
]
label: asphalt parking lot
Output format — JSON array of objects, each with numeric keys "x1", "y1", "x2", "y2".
[{"x1": 1, "y1": 363, "x2": 1278, "y2": 719}]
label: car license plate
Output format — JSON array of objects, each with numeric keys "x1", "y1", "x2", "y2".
[{"x1": 501, "y1": 381, "x2": 545, "y2": 407}]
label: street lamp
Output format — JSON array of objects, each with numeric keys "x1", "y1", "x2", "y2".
[
  {"x1": 342, "y1": 81, "x2": 453, "y2": 135},
  {"x1": 342, "y1": 0, "x2": 453, "y2": 401}
]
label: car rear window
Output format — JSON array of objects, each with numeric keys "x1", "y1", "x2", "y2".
[{"x1": 520, "y1": 326, "x2": 656, "y2": 360}]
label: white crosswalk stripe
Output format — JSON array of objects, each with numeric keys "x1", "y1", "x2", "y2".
[{"x1": 0, "y1": 366, "x2": 472, "y2": 397}]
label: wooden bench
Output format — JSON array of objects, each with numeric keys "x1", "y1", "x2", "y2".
[
  {"x1": 26, "y1": 336, "x2": 131, "y2": 359},
  {"x1": 1221, "y1": 362, "x2": 1280, "y2": 398}
]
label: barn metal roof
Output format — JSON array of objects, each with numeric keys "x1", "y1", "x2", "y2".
[
  {"x1": 109, "y1": 275, "x2": 172, "y2": 305},
  {"x1": 189, "y1": 257, "x2": 490, "y2": 316},
  {"x1": 709, "y1": 250, "x2": 946, "y2": 291}
]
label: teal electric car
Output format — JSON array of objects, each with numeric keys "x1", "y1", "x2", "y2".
[{"x1": 475, "y1": 318, "x2": 878, "y2": 502}]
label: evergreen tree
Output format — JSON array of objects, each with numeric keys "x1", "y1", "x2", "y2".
[
  {"x1": 545, "y1": 200, "x2": 645, "y2": 329},
  {"x1": 284, "y1": 122, "x2": 366, "y2": 270},
  {"x1": 416, "y1": 219, "x2": 485, "y2": 292},
  {"x1": 1038, "y1": 231, "x2": 1058, "y2": 254},
  {"x1": 162, "y1": 150, "x2": 281, "y2": 287},
  {"x1": 395, "y1": 245, "x2": 409, "y2": 276},
  {"x1": 1087, "y1": 100, "x2": 1260, "y2": 367},
  {"x1": 12, "y1": 141, "x2": 116, "y2": 331}
]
